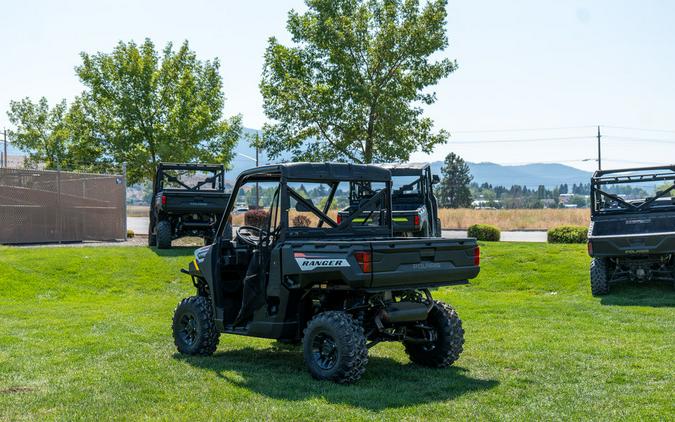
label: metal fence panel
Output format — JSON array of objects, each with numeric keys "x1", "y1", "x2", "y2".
[{"x1": 0, "y1": 167, "x2": 126, "y2": 244}]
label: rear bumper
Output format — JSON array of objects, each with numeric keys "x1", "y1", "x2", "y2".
[{"x1": 588, "y1": 232, "x2": 675, "y2": 257}]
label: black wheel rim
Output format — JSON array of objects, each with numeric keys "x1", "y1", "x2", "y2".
[
  {"x1": 311, "y1": 332, "x2": 338, "y2": 370},
  {"x1": 179, "y1": 313, "x2": 198, "y2": 346}
]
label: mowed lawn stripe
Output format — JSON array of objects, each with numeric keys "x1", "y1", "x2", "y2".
[{"x1": 0, "y1": 244, "x2": 673, "y2": 420}]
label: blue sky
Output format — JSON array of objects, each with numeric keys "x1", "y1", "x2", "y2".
[{"x1": 1, "y1": 0, "x2": 674, "y2": 171}]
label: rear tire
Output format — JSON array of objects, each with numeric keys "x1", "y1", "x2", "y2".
[
  {"x1": 590, "y1": 258, "x2": 610, "y2": 296},
  {"x1": 156, "y1": 220, "x2": 172, "y2": 249},
  {"x1": 404, "y1": 301, "x2": 464, "y2": 368},
  {"x1": 303, "y1": 311, "x2": 368, "y2": 384},
  {"x1": 172, "y1": 296, "x2": 220, "y2": 356}
]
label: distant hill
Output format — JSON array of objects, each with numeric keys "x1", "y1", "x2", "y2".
[
  {"x1": 5, "y1": 127, "x2": 591, "y2": 189},
  {"x1": 228, "y1": 130, "x2": 592, "y2": 188},
  {"x1": 430, "y1": 161, "x2": 592, "y2": 189}
]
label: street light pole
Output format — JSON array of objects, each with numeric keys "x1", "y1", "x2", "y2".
[
  {"x1": 597, "y1": 125, "x2": 602, "y2": 171},
  {"x1": 3, "y1": 128, "x2": 7, "y2": 168},
  {"x1": 255, "y1": 134, "x2": 259, "y2": 208}
]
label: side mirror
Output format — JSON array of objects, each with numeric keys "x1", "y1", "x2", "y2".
[{"x1": 432, "y1": 175, "x2": 440, "y2": 184}]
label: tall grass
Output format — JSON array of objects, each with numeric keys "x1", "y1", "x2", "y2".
[
  {"x1": 130, "y1": 205, "x2": 589, "y2": 231},
  {"x1": 438, "y1": 208, "x2": 589, "y2": 231}
]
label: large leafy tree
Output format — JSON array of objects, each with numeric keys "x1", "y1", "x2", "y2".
[
  {"x1": 8, "y1": 98, "x2": 74, "y2": 169},
  {"x1": 260, "y1": 0, "x2": 455, "y2": 163},
  {"x1": 75, "y1": 39, "x2": 241, "y2": 183},
  {"x1": 437, "y1": 152, "x2": 473, "y2": 208}
]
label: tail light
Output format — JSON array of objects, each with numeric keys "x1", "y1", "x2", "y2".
[
  {"x1": 161, "y1": 195, "x2": 167, "y2": 205},
  {"x1": 413, "y1": 214, "x2": 420, "y2": 227},
  {"x1": 336, "y1": 214, "x2": 342, "y2": 224},
  {"x1": 587, "y1": 241, "x2": 593, "y2": 256},
  {"x1": 473, "y1": 246, "x2": 480, "y2": 266},
  {"x1": 354, "y1": 251, "x2": 372, "y2": 273}
]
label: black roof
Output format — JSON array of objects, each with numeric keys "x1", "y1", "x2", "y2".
[
  {"x1": 158, "y1": 162, "x2": 224, "y2": 170},
  {"x1": 376, "y1": 162, "x2": 430, "y2": 176},
  {"x1": 592, "y1": 165, "x2": 675, "y2": 184},
  {"x1": 237, "y1": 162, "x2": 391, "y2": 182}
]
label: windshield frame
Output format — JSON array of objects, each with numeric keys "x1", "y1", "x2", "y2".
[{"x1": 591, "y1": 166, "x2": 675, "y2": 215}]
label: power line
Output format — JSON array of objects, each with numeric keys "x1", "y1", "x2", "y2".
[
  {"x1": 603, "y1": 125, "x2": 675, "y2": 134},
  {"x1": 604, "y1": 135, "x2": 675, "y2": 144},
  {"x1": 449, "y1": 136, "x2": 592, "y2": 144},
  {"x1": 450, "y1": 125, "x2": 595, "y2": 134}
]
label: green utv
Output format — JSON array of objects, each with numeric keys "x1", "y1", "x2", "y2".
[
  {"x1": 588, "y1": 165, "x2": 675, "y2": 295},
  {"x1": 172, "y1": 163, "x2": 480, "y2": 383}
]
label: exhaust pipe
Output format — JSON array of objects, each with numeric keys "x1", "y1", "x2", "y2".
[{"x1": 381, "y1": 301, "x2": 430, "y2": 323}]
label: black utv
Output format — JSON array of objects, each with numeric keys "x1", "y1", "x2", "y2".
[
  {"x1": 337, "y1": 163, "x2": 442, "y2": 237},
  {"x1": 172, "y1": 163, "x2": 480, "y2": 383},
  {"x1": 588, "y1": 165, "x2": 675, "y2": 295},
  {"x1": 148, "y1": 163, "x2": 230, "y2": 249}
]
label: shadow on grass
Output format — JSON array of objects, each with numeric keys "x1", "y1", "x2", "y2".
[
  {"x1": 600, "y1": 281, "x2": 675, "y2": 307},
  {"x1": 175, "y1": 346, "x2": 498, "y2": 410},
  {"x1": 149, "y1": 246, "x2": 199, "y2": 257}
]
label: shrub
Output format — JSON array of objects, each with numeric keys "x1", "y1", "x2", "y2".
[
  {"x1": 547, "y1": 225, "x2": 588, "y2": 244},
  {"x1": 126, "y1": 229, "x2": 135, "y2": 238},
  {"x1": 244, "y1": 209, "x2": 269, "y2": 228},
  {"x1": 292, "y1": 214, "x2": 312, "y2": 227},
  {"x1": 467, "y1": 224, "x2": 500, "y2": 241}
]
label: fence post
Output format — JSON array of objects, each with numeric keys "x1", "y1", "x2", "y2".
[
  {"x1": 56, "y1": 158, "x2": 62, "y2": 244},
  {"x1": 122, "y1": 162, "x2": 128, "y2": 241}
]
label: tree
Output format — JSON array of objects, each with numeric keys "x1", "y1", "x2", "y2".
[
  {"x1": 8, "y1": 98, "x2": 86, "y2": 169},
  {"x1": 436, "y1": 152, "x2": 472, "y2": 208},
  {"x1": 75, "y1": 39, "x2": 241, "y2": 183},
  {"x1": 260, "y1": 0, "x2": 455, "y2": 163}
]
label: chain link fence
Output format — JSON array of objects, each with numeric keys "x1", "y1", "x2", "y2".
[{"x1": 0, "y1": 166, "x2": 126, "y2": 244}]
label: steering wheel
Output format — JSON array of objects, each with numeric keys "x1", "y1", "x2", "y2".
[{"x1": 236, "y1": 225, "x2": 265, "y2": 246}]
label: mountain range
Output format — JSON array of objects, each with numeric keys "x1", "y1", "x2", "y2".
[
  {"x1": 5, "y1": 128, "x2": 593, "y2": 188},
  {"x1": 229, "y1": 130, "x2": 593, "y2": 189}
]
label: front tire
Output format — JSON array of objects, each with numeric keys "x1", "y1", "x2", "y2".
[
  {"x1": 404, "y1": 301, "x2": 464, "y2": 368},
  {"x1": 172, "y1": 296, "x2": 220, "y2": 356},
  {"x1": 590, "y1": 258, "x2": 610, "y2": 296},
  {"x1": 303, "y1": 311, "x2": 368, "y2": 384},
  {"x1": 156, "y1": 220, "x2": 172, "y2": 249}
]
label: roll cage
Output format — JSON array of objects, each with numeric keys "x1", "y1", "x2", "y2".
[
  {"x1": 591, "y1": 165, "x2": 675, "y2": 215},
  {"x1": 216, "y1": 163, "x2": 393, "y2": 241},
  {"x1": 154, "y1": 163, "x2": 225, "y2": 192}
]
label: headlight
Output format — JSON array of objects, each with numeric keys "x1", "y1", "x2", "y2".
[{"x1": 194, "y1": 245, "x2": 210, "y2": 262}]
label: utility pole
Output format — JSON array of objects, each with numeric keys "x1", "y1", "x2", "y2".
[
  {"x1": 597, "y1": 125, "x2": 602, "y2": 171},
  {"x1": 3, "y1": 128, "x2": 7, "y2": 168},
  {"x1": 255, "y1": 133, "x2": 260, "y2": 208}
]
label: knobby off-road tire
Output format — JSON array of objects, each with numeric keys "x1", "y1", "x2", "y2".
[
  {"x1": 303, "y1": 311, "x2": 368, "y2": 384},
  {"x1": 590, "y1": 257, "x2": 610, "y2": 296},
  {"x1": 172, "y1": 296, "x2": 220, "y2": 356},
  {"x1": 404, "y1": 300, "x2": 464, "y2": 368},
  {"x1": 156, "y1": 220, "x2": 172, "y2": 249}
]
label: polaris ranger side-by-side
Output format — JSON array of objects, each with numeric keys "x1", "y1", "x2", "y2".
[
  {"x1": 338, "y1": 162, "x2": 442, "y2": 237},
  {"x1": 171, "y1": 163, "x2": 480, "y2": 383},
  {"x1": 588, "y1": 165, "x2": 675, "y2": 295},
  {"x1": 149, "y1": 163, "x2": 230, "y2": 249}
]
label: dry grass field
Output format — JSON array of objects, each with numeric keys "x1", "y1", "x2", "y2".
[
  {"x1": 438, "y1": 208, "x2": 588, "y2": 231},
  {"x1": 129, "y1": 205, "x2": 589, "y2": 231}
]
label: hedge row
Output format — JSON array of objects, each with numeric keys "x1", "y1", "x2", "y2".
[
  {"x1": 244, "y1": 209, "x2": 269, "y2": 228},
  {"x1": 547, "y1": 225, "x2": 588, "y2": 244},
  {"x1": 467, "y1": 224, "x2": 501, "y2": 241}
]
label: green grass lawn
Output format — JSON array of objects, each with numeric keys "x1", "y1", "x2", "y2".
[{"x1": 0, "y1": 243, "x2": 673, "y2": 420}]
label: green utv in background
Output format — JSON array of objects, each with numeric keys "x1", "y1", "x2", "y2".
[
  {"x1": 337, "y1": 163, "x2": 442, "y2": 237},
  {"x1": 172, "y1": 163, "x2": 480, "y2": 383},
  {"x1": 588, "y1": 165, "x2": 675, "y2": 295},
  {"x1": 148, "y1": 163, "x2": 230, "y2": 249}
]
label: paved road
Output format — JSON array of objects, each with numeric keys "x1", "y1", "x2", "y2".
[
  {"x1": 127, "y1": 217, "x2": 149, "y2": 235},
  {"x1": 128, "y1": 217, "x2": 547, "y2": 243}
]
